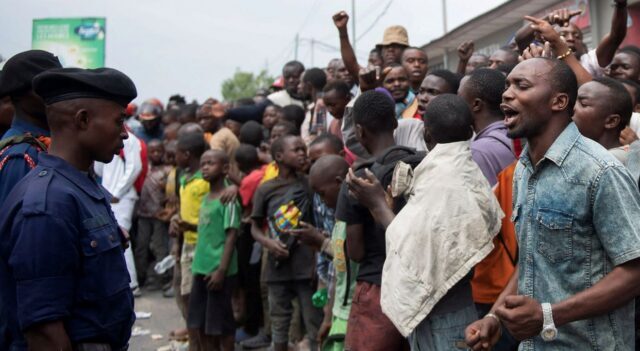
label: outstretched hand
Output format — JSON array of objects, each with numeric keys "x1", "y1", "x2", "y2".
[
  {"x1": 359, "y1": 66, "x2": 391, "y2": 92},
  {"x1": 524, "y1": 16, "x2": 562, "y2": 44},
  {"x1": 545, "y1": 8, "x2": 582, "y2": 27}
]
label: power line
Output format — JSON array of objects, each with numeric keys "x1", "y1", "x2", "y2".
[
  {"x1": 356, "y1": 0, "x2": 394, "y2": 42},
  {"x1": 295, "y1": 0, "x2": 322, "y2": 34}
]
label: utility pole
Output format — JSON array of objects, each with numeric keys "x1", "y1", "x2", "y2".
[
  {"x1": 351, "y1": 0, "x2": 356, "y2": 52},
  {"x1": 294, "y1": 33, "x2": 299, "y2": 60},
  {"x1": 442, "y1": 0, "x2": 449, "y2": 69},
  {"x1": 311, "y1": 38, "x2": 315, "y2": 66}
]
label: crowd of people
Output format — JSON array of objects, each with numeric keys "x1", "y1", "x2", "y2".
[{"x1": 2, "y1": 1, "x2": 640, "y2": 350}]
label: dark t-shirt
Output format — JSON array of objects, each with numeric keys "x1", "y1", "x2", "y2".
[
  {"x1": 251, "y1": 175, "x2": 315, "y2": 283},
  {"x1": 335, "y1": 146, "x2": 417, "y2": 286}
]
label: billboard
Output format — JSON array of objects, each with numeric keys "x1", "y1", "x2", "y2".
[{"x1": 32, "y1": 18, "x2": 106, "y2": 68}]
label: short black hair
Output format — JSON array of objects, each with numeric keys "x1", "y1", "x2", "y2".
[
  {"x1": 202, "y1": 148, "x2": 229, "y2": 164},
  {"x1": 177, "y1": 130, "x2": 207, "y2": 158},
  {"x1": 272, "y1": 120, "x2": 299, "y2": 136},
  {"x1": 428, "y1": 69, "x2": 461, "y2": 94},
  {"x1": 235, "y1": 98, "x2": 255, "y2": 107},
  {"x1": 620, "y1": 45, "x2": 640, "y2": 60},
  {"x1": 401, "y1": 47, "x2": 428, "y2": 60},
  {"x1": 177, "y1": 122, "x2": 204, "y2": 137},
  {"x1": 235, "y1": 143, "x2": 260, "y2": 174},
  {"x1": 179, "y1": 102, "x2": 198, "y2": 121},
  {"x1": 239, "y1": 120, "x2": 265, "y2": 147},
  {"x1": 423, "y1": 94, "x2": 473, "y2": 143},
  {"x1": 619, "y1": 78, "x2": 640, "y2": 104},
  {"x1": 496, "y1": 63, "x2": 517, "y2": 75},
  {"x1": 323, "y1": 80, "x2": 351, "y2": 97},
  {"x1": 303, "y1": 68, "x2": 327, "y2": 91},
  {"x1": 270, "y1": 134, "x2": 298, "y2": 160},
  {"x1": 543, "y1": 58, "x2": 578, "y2": 115},
  {"x1": 465, "y1": 68, "x2": 506, "y2": 115},
  {"x1": 497, "y1": 46, "x2": 519, "y2": 64},
  {"x1": 352, "y1": 90, "x2": 397, "y2": 133},
  {"x1": 168, "y1": 94, "x2": 186, "y2": 106},
  {"x1": 284, "y1": 60, "x2": 305, "y2": 74},
  {"x1": 281, "y1": 105, "x2": 305, "y2": 131},
  {"x1": 310, "y1": 133, "x2": 344, "y2": 153},
  {"x1": 592, "y1": 77, "x2": 633, "y2": 131}
]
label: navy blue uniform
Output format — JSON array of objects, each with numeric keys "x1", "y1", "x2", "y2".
[
  {"x1": 0, "y1": 153, "x2": 135, "y2": 350},
  {"x1": 0, "y1": 118, "x2": 49, "y2": 205}
]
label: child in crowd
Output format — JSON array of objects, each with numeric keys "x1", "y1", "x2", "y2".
[
  {"x1": 234, "y1": 143, "x2": 268, "y2": 339},
  {"x1": 305, "y1": 134, "x2": 346, "y2": 309},
  {"x1": 236, "y1": 144, "x2": 267, "y2": 215},
  {"x1": 262, "y1": 104, "x2": 283, "y2": 135},
  {"x1": 291, "y1": 155, "x2": 357, "y2": 350},
  {"x1": 170, "y1": 131, "x2": 210, "y2": 350},
  {"x1": 135, "y1": 139, "x2": 171, "y2": 290},
  {"x1": 250, "y1": 135, "x2": 323, "y2": 351},
  {"x1": 188, "y1": 149, "x2": 241, "y2": 351},
  {"x1": 263, "y1": 120, "x2": 299, "y2": 184}
]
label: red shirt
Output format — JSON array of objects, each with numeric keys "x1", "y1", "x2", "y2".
[{"x1": 239, "y1": 165, "x2": 267, "y2": 208}]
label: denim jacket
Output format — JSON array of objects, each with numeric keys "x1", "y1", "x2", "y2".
[{"x1": 513, "y1": 123, "x2": 640, "y2": 350}]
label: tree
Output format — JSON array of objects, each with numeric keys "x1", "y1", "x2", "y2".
[{"x1": 221, "y1": 69, "x2": 274, "y2": 101}]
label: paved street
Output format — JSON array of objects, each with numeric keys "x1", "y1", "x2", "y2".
[
  {"x1": 128, "y1": 290, "x2": 272, "y2": 351},
  {"x1": 129, "y1": 290, "x2": 186, "y2": 351}
]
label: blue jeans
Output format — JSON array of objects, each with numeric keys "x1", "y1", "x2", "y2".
[{"x1": 408, "y1": 304, "x2": 477, "y2": 351}]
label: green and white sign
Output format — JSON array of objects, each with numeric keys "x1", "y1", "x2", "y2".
[{"x1": 32, "y1": 18, "x2": 106, "y2": 68}]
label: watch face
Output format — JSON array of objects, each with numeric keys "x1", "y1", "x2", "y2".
[{"x1": 541, "y1": 327, "x2": 558, "y2": 341}]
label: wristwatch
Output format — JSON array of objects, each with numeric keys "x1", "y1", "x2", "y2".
[{"x1": 540, "y1": 302, "x2": 558, "y2": 342}]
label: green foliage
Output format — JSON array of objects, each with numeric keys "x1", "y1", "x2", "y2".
[{"x1": 221, "y1": 69, "x2": 274, "y2": 101}]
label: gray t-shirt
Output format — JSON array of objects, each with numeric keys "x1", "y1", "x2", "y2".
[{"x1": 251, "y1": 176, "x2": 315, "y2": 283}]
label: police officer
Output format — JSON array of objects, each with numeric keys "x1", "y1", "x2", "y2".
[
  {"x1": 0, "y1": 50, "x2": 62, "y2": 205},
  {"x1": 0, "y1": 67, "x2": 138, "y2": 351}
]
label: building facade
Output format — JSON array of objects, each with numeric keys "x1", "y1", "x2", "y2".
[{"x1": 422, "y1": 0, "x2": 640, "y2": 70}]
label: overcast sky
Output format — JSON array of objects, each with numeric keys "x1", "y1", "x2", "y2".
[{"x1": 1, "y1": 0, "x2": 507, "y2": 104}]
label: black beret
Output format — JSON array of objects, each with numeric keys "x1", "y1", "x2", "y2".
[
  {"x1": 33, "y1": 67, "x2": 137, "y2": 107},
  {"x1": 0, "y1": 50, "x2": 62, "y2": 98}
]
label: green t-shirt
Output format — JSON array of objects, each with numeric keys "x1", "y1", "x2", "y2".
[
  {"x1": 192, "y1": 196, "x2": 241, "y2": 276},
  {"x1": 331, "y1": 220, "x2": 359, "y2": 320}
]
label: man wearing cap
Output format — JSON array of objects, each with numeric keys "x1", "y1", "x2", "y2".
[
  {"x1": 0, "y1": 67, "x2": 137, "y2": 350},
  {"x1": 132, "y1": 99, "x2": 164, "y2": 143},
  {"x1": 0, "y1": 50, "x2": 62, "y2": 205},
  {"x1": 377, "y1": 25, "x2": 410, "y2": 68},
  {"x1": 267, "y1": 61, "x2": 306, "y2": 108}
]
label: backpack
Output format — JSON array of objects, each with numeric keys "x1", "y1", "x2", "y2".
[
  {"x1": 342, "y1": 145, "x2": 426, "y2": 306},
  {"x1": 354, "y1": 145, "x2": 426, "y2": 209}
]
